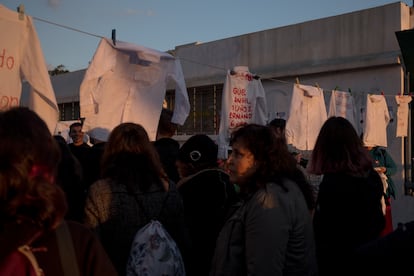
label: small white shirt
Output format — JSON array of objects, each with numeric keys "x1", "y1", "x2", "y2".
[
  {"x1": 395, "y1": 95, "x2": 412, "y2": 137},
  {"x1": 362, "y1": 94, "x2": 390, "y2": 147},
  {"x1": 286, "y1": 84, "x2": 327, "y2": 151}
]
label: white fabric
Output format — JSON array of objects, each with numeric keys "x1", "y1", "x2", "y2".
[
  {"x1": 286, "y1": 84, "x2": 327, "y2": 151},
  {"x1": 375, "y1": 168, "x2": 388, "y2": 216},
  {"x1": 362, "y1": 94, "x2": 390, "y2": 147},
  {"x1": 0, "y1": 5, "x2": 58, "y2": 133},
  {"x1": 328, "y1": 90, "x2": 358, "y2": 133},
  {"x1": 395, "y1": 95, "x2": 412, "y2": 137},
  {"x1": 80, "y1": 38, "x2": 190, "y2": 141},
  {"x1": 217, "y1": 66, "x2": 267, "y2": 159}
]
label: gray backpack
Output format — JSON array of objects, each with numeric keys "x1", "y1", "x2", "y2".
[{"x1": 126, "y1": 184, "x2": 185, "y2": 276}]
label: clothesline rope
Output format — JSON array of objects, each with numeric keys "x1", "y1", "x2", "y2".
[
  {"x1": 29, "y1": 13, "x2": 411, "y2": 98},
  {"x1": 32, "y1": 16, "x2": 104, "y2": 39},
  {"x1": 179, "y1": 57, "x2": 409, "y2": 96}
]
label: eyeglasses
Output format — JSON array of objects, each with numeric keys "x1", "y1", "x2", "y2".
[{"x1": 190, "y1": 150, "x2": 201, "y2": 162}]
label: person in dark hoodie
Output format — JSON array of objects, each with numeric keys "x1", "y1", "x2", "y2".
[{"x1": 176, "y1": 134, "x2": 239, "y2": 276}]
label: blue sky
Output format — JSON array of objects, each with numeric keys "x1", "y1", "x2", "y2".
[{"x1": 1, "y1": 0, "x2": 410, "y2": 71}]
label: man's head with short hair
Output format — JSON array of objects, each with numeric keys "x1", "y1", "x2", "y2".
[{"x1": 69, "y1": 122, "x2": 84, "y2": 146}]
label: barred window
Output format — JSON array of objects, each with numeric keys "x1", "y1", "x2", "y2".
[
  {"x1": 57, "y1": 84, "x2": 224, "y2": 135},
  {"x1": 58, "y1": 102, "x2": 80, "y2": 121},
  {"x1": 167, "y1": 84, "x2": 223, "y2": 135}
]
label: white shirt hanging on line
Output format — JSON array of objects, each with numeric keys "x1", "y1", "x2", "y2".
[
  {"x1": 362, "y1": 94, "x2": 390, "y2": 147},
  {"x1": 0, "y1": 5, "x2": 59, "y2": 133},
  {"x1": 328, "y1": 90, "x2": 359, "y2": 133},
  {"x1": 286, "y1": 84, "x2": 327, "y2": 151},
  {"x1": 395, "y1": 95, "x2": 412, "y2": 137},
  {"x1": 217, "y1": 66, "x2": 268, "y2": 159},
  {"x1": 80, "y1": 38, "x2": 190, "y2": 141}
]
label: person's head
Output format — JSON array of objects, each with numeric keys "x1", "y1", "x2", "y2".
[
  {"x1": 69, "y1": 122, "x2": 84, "y2": 146},
  {"x1": 308, "y1": 116, "x2": 373, "y2": 175},
  {"x1": 88, "y1": 127, "x2": 110, "y2": 145},
  {"x1": 227, "y1": 124, "x2": 297, "y2": 188},
  {"x1": 156, "y1": 108, "x2": 177, "y2": 140},
  {"x1": 0, "y1": 107, "x2": 67, "y2": 230},
  {"x1": 268, "y1": 118, "x2": 286, "y2": 140},
  {"x1": 176, "y1": 134, "x2": 218, "y2": 178},
  {"x1": 228, "y1": 124, "x2": 316, "y2": 209},
  {"x1": 101, "y1": 122, "x2": 167, "y2": 191}
]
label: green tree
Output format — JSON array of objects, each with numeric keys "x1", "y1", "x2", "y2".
[{"x1": 49, "y1": 64, "x2": 69, "y2": 76}]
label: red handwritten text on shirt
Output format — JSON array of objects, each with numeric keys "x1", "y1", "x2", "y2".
[
  {"x1": 0, "y1": 49, "x2": 15, "y2": 70},
  {"x1": 0, "y1": 95, "x2": 19, "y2": 109},
  {"x1": 229, "y1": 87, "x2": 252, "y2": 128}
]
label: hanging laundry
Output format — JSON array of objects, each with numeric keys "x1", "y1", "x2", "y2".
[
  {"x1": 362, "y1": 94, "x2": 390, "y2": 147},
  {"x1": 395, "y1": 95, "x2": 412, "y2": 137},
  {"x1": 286, "y1": 84, "x2": 327, "y2": 151},
  {"x1": 328, "y1": 90, "x2": 358, "y2": 133},
  {"x1": 217, "y1": 66, "x2": 267, "y2": 159},
  {"x1": 80, "y1": 38, "x2": 190, "y2": 141},
  {"x1": 0, "y1": 5, "x2": 58, "y2": 133}
]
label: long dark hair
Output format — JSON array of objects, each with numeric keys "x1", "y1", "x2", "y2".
[
  {"x1": 230, "y1": 124, "x2": 315, "y2": 210},
  {"x1": 308, "y1": 116, "x2": 373, "y2": 175},
  {"x1": 101, "y1": 122, "x2": 167, "y2": 192},
  {"x1": 0, "y1": 107, "x2": 67, "y2": 230}
]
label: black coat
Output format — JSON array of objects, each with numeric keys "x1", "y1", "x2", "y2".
[{"x1": 177, "y1": 168, "x2": 239, "y2": 276}]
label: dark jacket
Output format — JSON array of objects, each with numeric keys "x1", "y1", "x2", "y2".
[
  {"x1": 177, "y1": 168, "x2": 239, "y2": 276},
  {"x1": 355, "y1": 220, "x2": 414, "y2": 276},
  {"x1": 210, "y1": 179, "x2": 317, "y2": 276},
  {"x1": 68, "y1": 142, "x2": 94, "y2": 190},
  {"x1": 313, "y1": 169, "x2": 385, "y2": 275},
  {"x1": 368, "y1": 146, "x2": 397, "y2": 199},
  {"x1": 153, "y1": 138, "x2": 180, "y2": 184}
]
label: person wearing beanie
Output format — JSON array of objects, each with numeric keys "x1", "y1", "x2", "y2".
[{"x1": 176, "y1": 134, "x2": 239, "y2": 276}]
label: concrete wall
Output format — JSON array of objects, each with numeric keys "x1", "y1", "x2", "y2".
[
  {"x1": 173, "y1": 2, "x2": 414, "y2": 226},
  {"x1": 174, "y1": 2, "x2": 410, "y2": 87}
]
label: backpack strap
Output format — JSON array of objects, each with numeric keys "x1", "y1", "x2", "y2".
[
  {"x1": 56, "y1": 221, "x2": 80, "y2": 276},
  {"x1": 17, "y1": 245, "x2": 44, "y2": 276}
]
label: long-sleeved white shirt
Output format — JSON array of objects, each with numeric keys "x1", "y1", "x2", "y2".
[
  {"x1": 217, "y1": 66, "x2": 267, "y2": 159},
  {"x1": 0, "y1": 5, "x2": 58, "y2": 133},
  {"x1": 286, "y1": 84, "x2": 327, "y2": 151},
  {"x1": 328, "y1": 90, "x2": 358, "y2": 133},
  {"x1": 80, "y1": 38, "x2": 190, "y2": 141},
  {"x1": 362, "y1": 94, "x2": 390, "y2": 147}
]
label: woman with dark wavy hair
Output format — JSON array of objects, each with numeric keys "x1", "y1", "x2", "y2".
[
  {"x1": 308, "y1": 116, "x2": 385, "y2": 276},
  {"x1": 0, "y1": 107, "x2": 117, "y2": 275},
  {"x1": 210, "y1": 123, "x2": 317, "y2": 276}
]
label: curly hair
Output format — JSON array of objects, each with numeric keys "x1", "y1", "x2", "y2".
[
  {"x1": 0, "y1": 107, "x2": 67, "y2": 230},
  {"x1": 230, "y1": 124, "x2": 315, "y2": 210}
]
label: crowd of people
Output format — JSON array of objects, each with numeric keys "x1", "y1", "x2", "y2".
[{"x1": 1, "y1": 106, "x2": 414, "y2": 276}]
